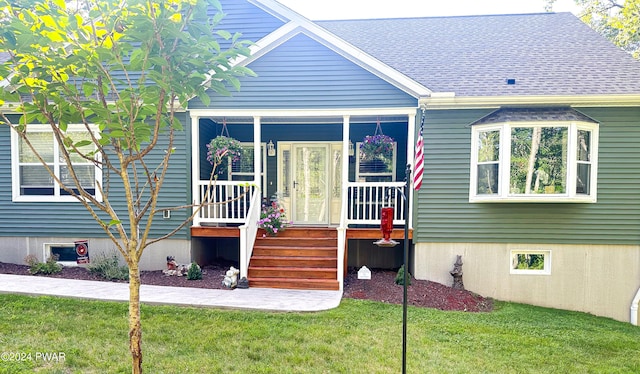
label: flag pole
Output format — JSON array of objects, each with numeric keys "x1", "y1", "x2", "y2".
[{"x1": 402, "y1": 163, "x2": 411, "y2": 374}]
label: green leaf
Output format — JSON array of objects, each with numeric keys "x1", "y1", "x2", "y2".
[
  {"x1": 129, "y1": 48, "x2": 144, "y2": 70},
  {"x1": 172, "y1": 116, "x2": 183, "y2": 131},
  {"x1": 108, "y1": 129, "x2": 125, "y2": 138},
  {"x1": 216, "y1": 30, "x2": 232, "y2": 40},
  {"x1": 197, "y1": 89, "x2": 211, "y2": 106},
  {"x1": 74, "y1": 140, "x2": 93, "y2": 148},
  {"x1": 2, "y1": 31, "x2": 17, "y2": 48},
  {"x1": 82, "y1": 82, "x2": 96, "y2": 98}
]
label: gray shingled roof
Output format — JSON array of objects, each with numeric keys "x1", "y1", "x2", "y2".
[
  {"x1": 318, "y1": 13, "x2": 640, "y2": 97},
  {"x1": 472, "y1": 107, "x2": 598, "y2": 126}
]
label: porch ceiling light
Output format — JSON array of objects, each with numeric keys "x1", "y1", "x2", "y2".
[{"x1": 267, "y1": 140, "x2": 276, "y2": 156}]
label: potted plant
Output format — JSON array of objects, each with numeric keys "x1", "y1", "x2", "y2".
[
  {"x1": 258, "y1": 194, "x2": 290, "y2": 236},
  {"x1": 206, "y1": 135, "x2": 242, "y2": 175},
  {"x1": 359, "y1": 134, "x2": 395, "y2": 161}
]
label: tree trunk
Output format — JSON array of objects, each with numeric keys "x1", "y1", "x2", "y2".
[{"x1": 128, "y1": 261, "x2": 143, "y2": 374}]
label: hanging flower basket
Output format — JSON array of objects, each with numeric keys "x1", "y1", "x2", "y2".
[
  {"x1": 360, "y1": 134, "x2": 395, "y2": 161},
  {"x1": 206, "y1": 135, "x2": 242, "y2": 174}
]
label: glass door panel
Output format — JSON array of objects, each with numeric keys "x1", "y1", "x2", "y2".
[{"x1": 292, "y1": 144, "x2": 329, "y2": 224}]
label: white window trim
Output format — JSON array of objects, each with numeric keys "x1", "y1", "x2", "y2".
[
  {"x1": 11, "y1": 124, "x2": 103, "y2": 203},
  {"x1": 510, "y1": 249, "x2": 551, "y2": 275},
  {"x1": 228, "y1": 142, "x2": 267, "y2": 189},
  {"x1": 355, "y1": 141, "x2": 397, "y2": 182},
  {"x1": 470, "y1": 121, "x2": 599, "y2": 203}
]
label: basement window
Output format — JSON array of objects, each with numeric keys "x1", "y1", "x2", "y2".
[
  {"x1": 510, "y1": 250, "x2": 551, "y2": 275},
  {"x1": 44, "y1": 243, "x2": 78, "y2": 266}
]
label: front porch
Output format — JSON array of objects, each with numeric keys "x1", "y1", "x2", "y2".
[
  {"x1": 190, "y1": 181, "x2": 414, "y2": 290},
  {"x1": 189, "y1": 109, "x2": 418, "y2": 290}
]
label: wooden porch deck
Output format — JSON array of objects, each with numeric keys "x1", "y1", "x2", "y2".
[
  {"x1": 191, "y1": 225, "x2": 412, "y2": 290},
  {"x1": 190, "y1": 226, "x2": 413, "y2": 239}
]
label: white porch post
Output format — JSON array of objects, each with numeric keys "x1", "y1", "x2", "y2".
[
  {"x1": 253, "y1": 116, "x2": 262, "y2": 193},
  {"x1": 190, "y1": 114, "x2": 201, "y2": 226},
  {"x1": 337, "y1": 115, "x2": 351, "y2": 290},
  {"x1": 407, "y1": 112, "x2": 416, "y2": 230},
  {"x1": 342, "y1": 115, "x2": 351, "y2": 191}
]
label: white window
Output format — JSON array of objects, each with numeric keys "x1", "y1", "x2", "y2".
[
  {"x1": 470, "y1": 121, "x2": 598, "y2": 202},
  {"x1": 11, "y1": 124, "x2": 102, "y2": 202},
  {"x1": 510, "y1": 250, "x2": 551, "y2": 275},
  {"x1": 228, "y1": 142, "x2": 266, "y2": 189},
  {"x1": 355, "y1": 141, "x2": 397, "y2": 182}
]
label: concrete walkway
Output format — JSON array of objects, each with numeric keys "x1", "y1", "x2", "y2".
[{"x1": 0, "y1": 274, "x2": 343, "y2": 312}]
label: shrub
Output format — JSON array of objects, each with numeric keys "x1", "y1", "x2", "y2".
[
  {"x1": 187, "y1": 262, "x2": 202, "y2": 280},
  {"x1": 88, "y1": 252, "x2": 129, "y2": 281},
  {"x1": 25, "y1": 254, "x2": 62, "y2": 275},
  {"x1": 394, "y1": 265, "x2": 412, "y2": 286}
]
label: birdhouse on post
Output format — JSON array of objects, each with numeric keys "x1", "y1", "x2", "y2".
[{"x1": 375, "y1": 207, "x2": 399, "y2": 247}]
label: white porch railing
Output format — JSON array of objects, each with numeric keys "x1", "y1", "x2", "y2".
[
  {"x1": 239, "y1": 190, "x2": 262, "y2": 279},
  {"x1": 337, "y1": 188, "x2": 349, "y2": 291},
  {"x1": 338, "y1": 181, "x2": 407, "y2": 291},
  {"x1": 193, "y1": 180, "x2": 407, "y2": 290},
  {"x1": 346, "y1": 181, "x2": 407, "y2": 226},
  {"x1": 194, "y1": 181, "x2": 258, "y2": 226}
]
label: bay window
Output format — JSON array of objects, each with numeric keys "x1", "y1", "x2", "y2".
[{"x1": 470, "y1": 120, "x2": 598, "y2": 202}]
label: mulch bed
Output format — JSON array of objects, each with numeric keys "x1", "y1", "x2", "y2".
[{"x1": 0, "y1": 262, "x2": 493, "y2": 312}]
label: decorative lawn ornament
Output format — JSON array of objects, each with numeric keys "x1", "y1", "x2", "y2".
[{"x1": 222, "y1": 266, "x2": 240, "y2": 289}]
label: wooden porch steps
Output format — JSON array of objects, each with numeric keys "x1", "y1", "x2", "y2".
[{"x1": 248, "y1": 227, "x2": 339, "y2": 291}]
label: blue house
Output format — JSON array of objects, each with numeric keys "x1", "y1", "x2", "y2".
[{"x1": 1, "y1": 0, "x2": 640, "y2": 323}]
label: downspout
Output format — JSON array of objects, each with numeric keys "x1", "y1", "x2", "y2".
[
  {"x1": 190, "y1": 114, "x2": 201, "y2": 226},
  {"x1": 631, "y1": 220, "x2": 640, "y2": 325},
  {"x1": 632, "y1": 286, "x2": 640, "y2": 325}
]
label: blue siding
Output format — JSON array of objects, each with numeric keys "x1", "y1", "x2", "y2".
[
  {"x1": 216, "y1": 0, "x2": 285, "y2": 50},
  {"x1": 0, "y1": 113, "x2": 191, "y2": 240},
  {"x1": 106, "y1": 1, "x2": 283, "y2": 95},
  {"x1": 189, "y1": 34, "x2": 417, "y2": 109}
]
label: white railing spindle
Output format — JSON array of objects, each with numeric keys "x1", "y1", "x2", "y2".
[{"x1": 346, "y1": 181, "x2": 406, "y2": 226}]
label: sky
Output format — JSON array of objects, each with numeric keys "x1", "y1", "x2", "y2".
[{"x1": 276, "y1": 0, "x2": 582, "y2": 20}]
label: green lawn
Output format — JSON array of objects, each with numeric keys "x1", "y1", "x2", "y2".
[{"x1": 1, "y1": 295, "x2": 639, "y2": 373}]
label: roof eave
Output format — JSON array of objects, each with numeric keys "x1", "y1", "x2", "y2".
[
  {"x1": 247, "y1": 0, "x2": 431, "y2": 98},
  {"x1": 420, "y1": 94, "x2": 640, "y2": 110}
]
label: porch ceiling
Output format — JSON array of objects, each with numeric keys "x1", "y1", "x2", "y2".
[{"x1": 202, "y1": 115, "x2": 410, "y2": 125}]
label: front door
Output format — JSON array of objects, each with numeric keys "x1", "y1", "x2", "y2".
[{"x1": 292, "y1": 144, "x2": 330, "y2": 225}]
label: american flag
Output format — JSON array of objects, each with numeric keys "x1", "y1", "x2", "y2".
[{"x1": 413, "y1": 113, "x2": 424, "y2": 191}]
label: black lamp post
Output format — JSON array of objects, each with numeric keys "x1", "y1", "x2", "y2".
[
  {"x1": 374, "y1": 164, "x2": 411, "y2": 374},
  {"x1": 401, "y1": 164, "x2": 410, "y2": 374}
]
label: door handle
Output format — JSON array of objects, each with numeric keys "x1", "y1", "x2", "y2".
[{"x1": 293, "y1": 181, "x2": 298, "y2": 189}]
